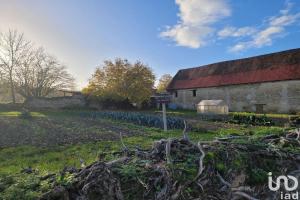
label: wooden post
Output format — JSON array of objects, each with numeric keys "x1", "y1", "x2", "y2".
[
  {"x1": 152, "y1": 93, "x2": 171, "y2": 132},
  {"x1": 162, "y1": 102, "x2": 167, "y2": 131}
]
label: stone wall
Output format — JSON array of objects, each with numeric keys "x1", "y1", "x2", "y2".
[
  {"x1": 24, "y1": 95, "x2": 86, "y2": 109},
  {"x1": 170, "y1": 80, "x2": 300, "y2": 114}
]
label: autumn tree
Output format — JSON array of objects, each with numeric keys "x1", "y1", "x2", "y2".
[
  {"x1": 157, "y1": 74, "x2": 173, "y2": 93},
  {"x1": 83, "y1": 58, "x2": 155, "y2": 107},
  {"x1": 124, "y1": 61, "x2": 156, "y2": 105}
]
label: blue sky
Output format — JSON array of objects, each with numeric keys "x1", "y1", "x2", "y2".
[{"x1": 1, "y1": 0, "x2": 300, "y2": 88}]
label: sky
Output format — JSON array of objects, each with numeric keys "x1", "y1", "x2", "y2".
[{"x1": 1, "y1": 0, "x2": 300, "y2": 89}]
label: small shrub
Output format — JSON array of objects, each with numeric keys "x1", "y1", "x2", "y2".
[
  {"x1": 0, "y1": 174, "x2": 41, "y2": 200},
  {"x1": 205, "y1": 152, "x2": 215, "y2": 160},
  {"x1": 0, "y1": 174, "x2": 14, "y2": 192},
  {"x1": 247, "y1": 168, "x2": 268, "y2": 185},
  {"x1": 216, "y1": 163, "x2": 226, "y2": 173},
  {"x1": 56, "y1": 172, "x2": 74, "y2": 187},
  {"x1": 231, "y1": 114, "x2": 274, "y2": 126}
]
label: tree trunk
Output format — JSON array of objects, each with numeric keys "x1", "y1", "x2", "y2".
[{"x1": 9, "y1": 73, "x2": 16, "y2": 104}]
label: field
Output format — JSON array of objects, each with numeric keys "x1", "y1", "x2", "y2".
[{"x1": 0, "y1": 109, "x2": 297, "y2": 199}]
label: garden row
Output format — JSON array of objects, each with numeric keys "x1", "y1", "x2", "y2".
[{"x1": 79, "y1": 111, "x2": 185, "y2": 129}]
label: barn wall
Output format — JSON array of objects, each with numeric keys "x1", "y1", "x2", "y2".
[{"x1": 170, "y1": 80, "x2": 300, "y2": 114}]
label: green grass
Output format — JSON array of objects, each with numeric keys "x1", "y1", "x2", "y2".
[
  {"x1": 229, "y1": 111, "x2": 298, "y2": 119},
  {"x1": 0, "y1": 111, "x2": 46, "y2": 117},
  {"x1": 217, "y1": 126, "x2": 285, "y2": 137},
  {"x1": 5, "y1": 133, "x2": 210, "y2": 173},
  {"x1": 153, "y1": 108, "x2": 298, "y2": 119},
  {"x1": 1, "y1": 109, "x2": 297, "y2": 120},
  {"x1": 0, "y1": 109, "x2": 95, "y2": 118},
  {"x1": 0, "y1": 109, "x2": 293, "y2": 199},
  {"x1": 154, "y1": 109, "x2": 198, "y2": 117},
  {"x1": 0, "y1": 120, "x2": 286, "y2": 175},
  {"x1": 0, "y1": 124, "x2": 216, "y2": 175},
  {"x1": 0, "y1": 109, "x2": 287, "y2": 174},
  {"x1": 0, "y1": 143, "x2": 115, "y2": 174}
]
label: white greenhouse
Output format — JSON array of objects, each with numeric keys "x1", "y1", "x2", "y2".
[{"x1": 197, "y1": 100, "x2": 229, "y2": 115}]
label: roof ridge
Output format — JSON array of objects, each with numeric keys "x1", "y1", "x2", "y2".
[
  {"x1": 180, "y1": 48, "x2": 300, "y2": 71},
  {"x1": 168, "y1": 48, "x2": 300, "y2": 90}
]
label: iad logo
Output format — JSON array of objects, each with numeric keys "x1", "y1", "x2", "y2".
[
  {"x1": 268, "y1": 172, "x2": 298, "y2": 191},
  {"x1": 268, "y1": 172, "x2": 299, "y2": 200}
]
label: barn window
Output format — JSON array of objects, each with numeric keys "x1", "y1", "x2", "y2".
[
  {"x1": 192, "y1": 90, "x2": 196, "y2": 97},
  {"x1": 174, "y1": 91, "x2": 178, "y2": 98}
]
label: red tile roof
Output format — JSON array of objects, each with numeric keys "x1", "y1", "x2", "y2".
[{"x1": 167, "y1": 48, "x2": 300, "y2": 90}]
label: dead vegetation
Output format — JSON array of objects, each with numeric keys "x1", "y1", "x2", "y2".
[{"x1": 40, "y1": 124, "x2": 300, "y2": 200}]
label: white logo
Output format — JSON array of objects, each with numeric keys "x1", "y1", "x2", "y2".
[
  {"x1": 268, "y1": 172, "x2": 298, "y2": 191},
  {"x1": 268, "y1": 172, "x2": 299, "y2": 200}
]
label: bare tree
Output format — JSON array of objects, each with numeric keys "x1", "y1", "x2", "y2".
[
  {"x1": 14, "y1": 46, "x2": 36, "y2": 98},
  {"x1": 15, "y1": 48, "x2": 75, "y2": 98},
  {"x1": 33, "y1": 54, "x2": 75, "y2": 97},
  {"x1": 0, "y1": 30, "x2": 31, "y2": 103},
  {"x1": 0, "y1": 64, "x2": 5, "y2": 82},
  {"x1": 0, "y1": 30, "x2": 75, "y2": 100}
]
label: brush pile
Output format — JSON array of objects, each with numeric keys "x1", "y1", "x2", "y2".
[{"x1": 41, "y1": 128, "x2": 300, "y2": 200}]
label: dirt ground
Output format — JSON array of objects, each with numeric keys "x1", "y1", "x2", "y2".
[
  {"x1": 187, "y1": 119, "x2": 243, "y2": 131},
  {"x1": 0, "y1": 117, "x2": 145, "y2": 147}
]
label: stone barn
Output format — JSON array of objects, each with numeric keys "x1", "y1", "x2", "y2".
[{"x1": 167, "y1": 48, "x2": 300, "y2": 114}]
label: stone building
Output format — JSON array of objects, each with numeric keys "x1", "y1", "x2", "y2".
[{"x1": 167, "y1": 49, "x2": 300, "y2": 114}]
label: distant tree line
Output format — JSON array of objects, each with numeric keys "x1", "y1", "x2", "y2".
[
  {"x1": 0, "y1": 30, "x2": 74, "y2": 103},
  {"x1": 0, "y1": 30, "x2": 173, "y2": 107}
]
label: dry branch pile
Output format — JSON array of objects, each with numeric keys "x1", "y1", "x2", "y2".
[{"x1": 41, "y1": 128, "x2": 300, "y2": 200}]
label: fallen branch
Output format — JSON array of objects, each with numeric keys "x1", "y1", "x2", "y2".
[
  {"x1": 119, "y1": 132, "x2": 129, "y2": 153},
  {"x1": 232, "y1": 191, "x2": 259, "y2": 200},
  {"x1": 165, "y1": 138, "x2": 172, "y2": 164},
  {"x1": 216, "y1": 171, "x2": 231, "y2": 188},
  {"x1": 137, "y1": 177, "x2": 149, "y2": 191},
  {"x1": 216, "y1": 135, "x2": 250, "y2": 141},
  {"x1": 286, "y1": 129, "x2": 300, "y2": 140},
  {"x1": 106, "y1": 156, "x2": 130, "y2": 167},
  {"x1": 182, "y1": 120, "x2": 189, "y2": 141},
  {"x1": 193, "y1": 142, "x2": 205, "y2": 181},
  {"x1": 40, "y1": 127, "x2": 300, "y2": 200}
]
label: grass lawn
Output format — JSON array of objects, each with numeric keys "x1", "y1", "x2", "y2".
[
  {"x1": 0, "y1": 119, "x2": 216, "y2": 174},
  {"x1": 0, "y1": 109, "x2": 290, "y2": 199},
  {"x1": 0, "y1": 111, "x2": 46, "y2": 117},
  {"x1": 153, "y1": 108, "x2": 299, "y2": 119},
  {"x1": 229, "y1": 111, "x2": 299, "y2": 119},
  {"x1": 0, "y1": 110, "x2": 288, "y2": 173}
]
